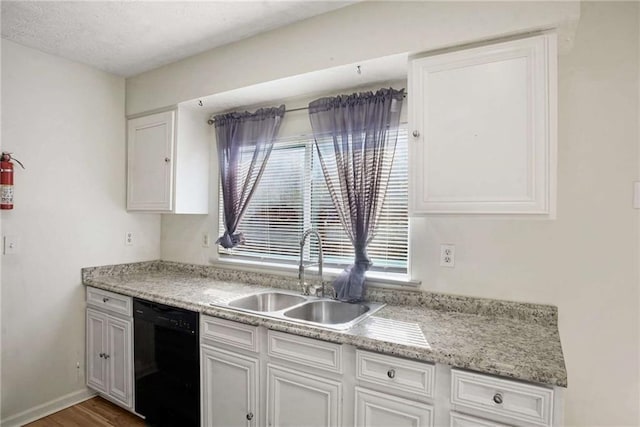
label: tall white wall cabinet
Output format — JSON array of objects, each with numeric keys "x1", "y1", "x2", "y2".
[
  {"x1": 127, "y1": 105, "x2": 209, "y2": 213},
  {"x1": 409, "y1": 33, "x2": 557, "y2": 216}
]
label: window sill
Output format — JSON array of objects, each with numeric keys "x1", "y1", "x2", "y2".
[{"x1": 209, "y1": 257, "x2": 421, "y2": 289}]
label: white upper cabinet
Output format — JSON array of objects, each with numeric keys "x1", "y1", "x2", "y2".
[
  {"x1": 409, "y1": 33, "x2": 557, "y2": 216},
  {"x1": 127, "y1": 110, "x2": 174, "y2": 211},
  {"x1": 127, "y1": 106, "x2": 209, "y2": 213}
]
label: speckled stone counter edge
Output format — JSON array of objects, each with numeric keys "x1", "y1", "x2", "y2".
[{"x1": 82, "y1": 260, "x2": 557, "y2": 326}]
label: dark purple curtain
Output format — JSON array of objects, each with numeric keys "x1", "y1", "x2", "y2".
[
  {"x1": 214, "y1": 105, "x2": 285, "y2": 249},
  {"x1": 309, "y1": 88, "x2": 404, "y2": 302}
]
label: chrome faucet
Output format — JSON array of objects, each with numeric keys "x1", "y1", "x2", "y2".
[{"x1": 299, "y1": 229, "x2": 325, "y2": 298}]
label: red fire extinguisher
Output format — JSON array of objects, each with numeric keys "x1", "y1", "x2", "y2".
[{"x1": 1, "y1": 152, "x2": 25, "y2": 210}]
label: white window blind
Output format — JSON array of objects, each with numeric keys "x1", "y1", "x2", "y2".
[{"x1": 218, "y1": 129, "x2": 409, "y2": 274}]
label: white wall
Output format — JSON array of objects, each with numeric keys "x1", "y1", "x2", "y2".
[
  {"x1": 0, "y1": 40, "x2": 161, "y2": 422},
  {"x1": 126, "y1": 1, "x2": 579, "y2": 115},
  {"x1": 144, "y1": 2, "x2": 640, "y2": 425},
  {"x1": 410, "y1": 3, "x2": 639, "y2": 423}
]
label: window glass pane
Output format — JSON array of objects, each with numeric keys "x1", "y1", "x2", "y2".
[
  {"x1": 218, "y1": 140, "x2": 307, "y2": 263},
  {"x1": 310, "y1": 129, "x2": 408, "y2": 273},
  {"x1": 219, "y1": 130, "x2": 408, "y2": 274}
]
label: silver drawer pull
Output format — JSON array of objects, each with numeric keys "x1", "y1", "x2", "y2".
[
  {"x1": 165, "y1": 157, "x2": 171, "y2": 163},
  {"x1": 412, "y1": 130, "x2": 420, "y2": 138},
  {"x1": 103, "y1": 353, "x2": 110, "y2": 360},
  {"x1": 246, "y1": 412, "x2": 254, "y2": 421},
  {"x1": 493, "y1": 393, "x2": 503, "y2": 404},
  {"x1": 99, "y1": 352, "x2": 104, "y2": 358},
  {"x1": 102, "y1": 297, "x2": 109, "y2": 303},
  {"x1": 387, "y1": 369, "x2": 396, "y2": 379}
]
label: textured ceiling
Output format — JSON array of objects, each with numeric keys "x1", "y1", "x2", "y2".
[{"x1": 1, "y1": 1, "x2": 355, "y2": 77}]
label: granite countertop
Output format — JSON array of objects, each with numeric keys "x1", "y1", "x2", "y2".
[{"x1": 82, "y1": 260, "x2": 567, "y2": 388}]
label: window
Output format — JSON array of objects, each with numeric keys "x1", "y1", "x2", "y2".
[{"x1": 218, "y1": 128, "x2": 409, "y2": 274}]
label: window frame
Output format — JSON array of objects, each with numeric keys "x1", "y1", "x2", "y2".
[{"x1": 214, "y1": 127, "x2": 416, "y2": 286}]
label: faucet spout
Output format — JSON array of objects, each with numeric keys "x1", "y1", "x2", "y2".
[{"x1": 299, "y1": 229, "x2": 325, "y2": 297}]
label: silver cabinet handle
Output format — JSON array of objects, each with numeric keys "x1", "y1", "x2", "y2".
[
  {"x1": 246, "y1": 412, "x2": 254, "y2": 421},
  {"x1": 164, "y1": 157, "x2": 171, "y2": 163},
  {"x1": 99, "y1": 352, "x2": 104, "y2": 358},
  {"x1": 103, "y1": 354, "x2": 110, "y2": 360},
  {"x1": 493, "y1": 393, "x2": 503, "y2": 404},
  {"x1": 102, "y1": 297, "x2": 109, "y2": 303},
  {"x1": 412, "y1": 130, "x2": 420, "y2": 138},
  {"x1": 387, "y1": 369, "x2": 396, "y2": 379}
]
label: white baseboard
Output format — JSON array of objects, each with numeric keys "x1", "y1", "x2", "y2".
[{"x1": 1, "y1": 388, "x2": 96, "y2": 427}]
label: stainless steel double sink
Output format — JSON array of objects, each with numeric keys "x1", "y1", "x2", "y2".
[{"x1": 212, "y1": 291, "x2": 385, "y2": 330}]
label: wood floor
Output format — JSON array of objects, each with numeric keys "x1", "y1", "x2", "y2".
[{"x1": 25, "y1": 397, "x2": 145, "y2": 427}]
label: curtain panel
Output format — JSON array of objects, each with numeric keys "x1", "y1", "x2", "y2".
[
  {"x1": 309, "y1": 88, "x2": 405, "y2": 302},
  {"x1": 214, "y1": 105, "x2": 286, "y2": 249}
]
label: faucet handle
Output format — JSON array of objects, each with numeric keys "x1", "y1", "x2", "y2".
[
  {"x1": 300, "y1": 282, "x2": 311, "y2": 296},
  {"x1": 313, "y1": 284, "x2": 324, "y2": 298}
]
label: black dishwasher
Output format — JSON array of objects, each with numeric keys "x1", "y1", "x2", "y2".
[{"x1": 133, "y1": 298, "x2": 199, "y2": 427}]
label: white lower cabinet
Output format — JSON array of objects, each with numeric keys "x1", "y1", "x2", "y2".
[
  {"x1": 199, "y1": 316, "x2": 564, "y2": 427},
  {"x1": 266, "y1": 363, "x2": 342, "y2": 427},
  {"x1": 86, "y1": 309, "x2": 108, "y2": 393},
  {"x1": 265, "y1": 330, "x2": 346, "y2": 427},
  {"x1": 86, "y1": 307, "x2": 133, "y2": 409},
  {"x1": 450, "y1": 412, "x2": 510, "y2": 427},
  {"x1": 106, "y1": 316, "x2": 133, "y2": 405},
  {"x1": 450, "y1": 369, "x2": 557, "y2": 427},
  {"x1": 201, "y1": 345, "x2": 259, "y2": 427},
  {"x1": 354, "y1": 350, "x2": 434, "y2": 427},
  {"x1": 355, "y1": 386, "x2": 433, "y2": 427}
]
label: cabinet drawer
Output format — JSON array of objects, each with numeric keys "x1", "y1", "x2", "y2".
[
  {"x1": 267, "y1": 330, "x2": 342, "y2": 374},
  {"x1": 86, "y1": 287, "x2": 132, "y2": 317},
  {"x1": 201, "y1": 315, "x2": 259, "y2": 352},
  {"x1": 450, "y1": 412, "x2": 510, "y2": 427},
  {"x1": 356, "y1": 350, "x2": 435, "y2": 398},
  {"x1": 451, "y1": 370, "x2": 553, "y2": 427}
]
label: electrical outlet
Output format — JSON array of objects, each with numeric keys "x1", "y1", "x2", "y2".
[
  {"x1": 440, "y1": 244, "x2": 455, "y2": 267},
  {"x1": 202, "y1": 233, "x2": 210, "y2": 248},
  {"x1": 125, "y1": 231, "x2": 134, "y2": 246}
]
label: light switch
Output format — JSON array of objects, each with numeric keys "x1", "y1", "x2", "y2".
[{"x1": 4, "y1": 235, "x2": 19, "y2": 255}]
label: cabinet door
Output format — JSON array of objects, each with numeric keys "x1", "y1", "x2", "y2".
[
  {"x1": 86, "y1": 309, "x2": 107, "y2": 394},
  {"x1": 354, "y1": 387, "x2": 433, "y2": 427},
  {"x1": 127, "y1": 110, "x2": 175, "y2": 211},
  {"x1": 202, "y1": 345, "x2": 259, "y2": 427},
  {"x1": 409, "y1": 33, "x2": 556, "y2": 216},
  {"x1": 267, "y1": 364, "x2": 342, "y2": 427},
  {"x1": 450, "y1": 412, "x2": 510, "y2": 427},
  {"x1": 106, "y1": 316, "x2": 133, "y2": 408}
]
